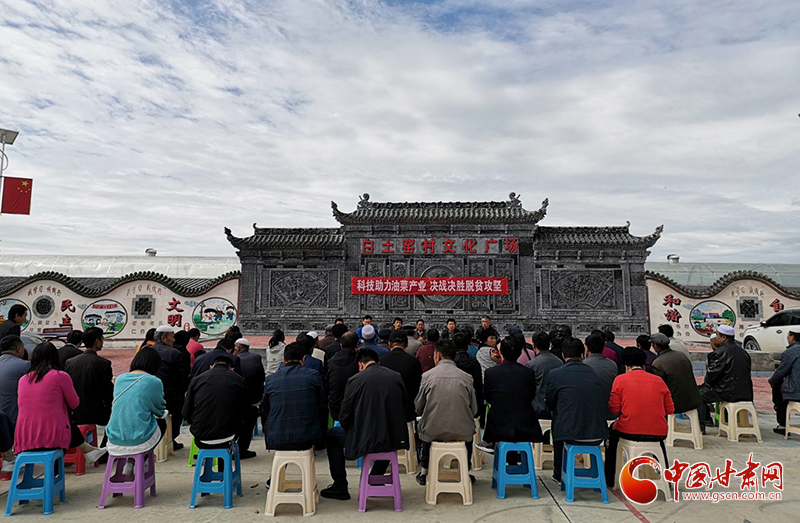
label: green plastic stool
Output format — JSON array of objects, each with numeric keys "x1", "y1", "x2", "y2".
[{"x1": 188, "y1": 437, "x2": 218, "y2": 468}]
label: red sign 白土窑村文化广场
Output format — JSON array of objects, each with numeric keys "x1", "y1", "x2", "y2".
[{"x1": 351, "y1": 277, "x2": 508, "y2": 295}]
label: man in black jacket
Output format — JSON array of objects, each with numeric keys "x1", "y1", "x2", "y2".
[
  {"x1": 379, "y1": 329, "x2": 422, "y2": 420},
  {"x1": 545, "y1": 338, "x2": 609, "y2": 483},
  {"x1": 479, "y1": 338, "x2": 542, "y2": 453},
  {"x1": 322, "y1": 324, "x2": 349, "y2": 366},
  {"x1": 183, "y1": 356, "x2": 247, "y2": 449},
  {"x1": 452, "y1": 332, "x2": 484, "y2": 425},
  {"x1": 190, "y1": 338, "x2": 242, "y2": 379},
  {"x1": 58, "y1": 330, "x2": 84, "y2": 367},
  {"x1": 651, "y1": 333, "x2": 702, "y2": 414},
  {"x1": 153, "y1": 325, "x2": 190, "y2": 450},
  {"x1": 322, "y1": 349, "x2": 410, "y2": 501},
  {"x1": 65, "y1": 327, "x2": 113, "y2": 431},
  {"x1": 325, "y1": 332, "x2": 359, "y2": 422},
  {"x1": 697, "y1": 325, "x2": 753, "y2": 432},
  {"x1": 0, "y1": 305, "x2": 27, "y2": 341},
  {"x1": 234, "y1": 337, "x2": 265, "y2": 459}
]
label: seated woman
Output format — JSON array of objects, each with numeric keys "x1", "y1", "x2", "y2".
[
  {"x1": 105, "y1": 347, "x2": 167, "y2": 468},
  {"x1": 15, "y1": 342, "x2": 106, "y2": 462}
]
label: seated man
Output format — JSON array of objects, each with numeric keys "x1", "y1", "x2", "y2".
[
  {"x1": 545, "y1": 338, "x2": 608, "y2": 483},
  {"x1": 525, "y1": 331, "x2": 562, "y2": 419},
  {"x1": 451, "y1": 332, "x2": 483, "y2": 426},
  {"x1": 379, "y1": 330, "x2": 423, "y2": 420},
  {"x1": 416, "y1": 329, "x2": 439, "y2": 373},
  {"x1": 475, "y1": 330, "x2": 500, "y2": 380},
  {"x1": 0, "y1": 335, "x2": 30, "y2": 426},
  {"x1": 605, "y1": 348, "x2": 674, "y2": 488},
  {"x1": 582, "y1": 333, "x2": 618, "y2": 418},
  {"x1": 359, "y1": 325, "x2": 389, "y2": 357},
  {"x1": 635, "y1": 334, "x2": 658, "y2": 372},
  {"x1": 58, "y1": 330, "x2": 84, "y2": 367},
  {"x1": 415, "y1": 339, "x2": 478, "y2": 486},
  {"x1": 183, "y1": 356, "x2": 247, "y2": 450},
  {"x1": 697, "y1": 325, "x2": 753, "y2": 432},
  {"x1": 322, "y1": 349, "x2": 410, "y2": 500},
  {"x1": 478, "y1": 338, "x2": 542, "y2": 454},
  {"x1": 769, "y1": 330, "x2": 800, "y2": 435},
  {"x1": 191, "y1": 338, "x2": 242, "y2": 378},
  {"x1": 325, "y1": 332, "x2": 359, "y2": 423},
  {"x1": 262, "y1": 343, "x2": 326, "y2": 451},
  {"x1": 234, "y1": 338, "x2": 266, "y2": 459},
  {"x1": 651, "y1": 332, "x2": 702, "y2": 415},
  {"x1": 65, "y1": 327, "x2": 114, "y2": 440}
]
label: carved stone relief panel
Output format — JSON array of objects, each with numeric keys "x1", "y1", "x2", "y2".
[
  {"x1": 390, "y1": 260, "x2": 411, "y2": 310},
  {"x1": 267, "y1": 269, "x2": 340, "y2": 310},
  {"x1": 413, "y1": 258, "x2": 464, "y2": 311},
  {"x1": 540, "y1": 269, "x2": 625, "y2": 311},
  {"x1": 493, "y1": 258, "x2": 516, "y2": 312},
  {"x1": 468, "y1": 259, "x2": 490, "y2": 311}
]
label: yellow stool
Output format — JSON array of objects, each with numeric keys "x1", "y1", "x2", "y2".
[
  {"x1": 534, "y1": 419, "x2": 553, "y2": 470},
  {"x1": 155, "y1": 412, "x2": 173, "y2": 463},
  {"x1": 426, "y1": 442, "x2": 472, "y2": 506},
  {"x1": 666, "y1": 409, "x2": 703, "y2": 449},
  {"x1": 718, "y1": 402, "x2": 763, "y2": 442},
  {"x1": 785, "y1": 402, "x2": 800, "y2": 440},
  {"x1": 471, "y1": 419, "x2": 484, "y2": 471},
  {"x1": 265, "y1": 449, "x2": 318, "y2": 517},
  {"x1": 397, "y1": 423, "x2": 418, "y2": 474},
  {"x1": 615, "y1": 439, "x2": 671, "y2": 501}
]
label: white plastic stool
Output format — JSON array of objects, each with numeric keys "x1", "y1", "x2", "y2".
[
  {"x1": 785, "y1": 402, "x2": 800, "y2": 440},
  {"x1": 471, "y1": 419, "x2": 484, "y2": 471},
  {"x1": 666, "y1": 409, "x2": 703, "y2": 449},
  {"x1": 397, "y1": 422, "x2": 418, "y2": 474},
  {"x1": 265, "y1": 449, "x2": 318, "y2": 516},
  {"x1": 718, "y1": 402, "x2": 763, "y2": 442},
  {"x1": 426, "y1": 442, "x2": 473, "y2": 506},
  {"x1": 155, "y1": 412, "x2": 173, "y2": 463},
  {"x1": 534, "y1": 419, "x2": 553, "y2": 470},
  {"x1": 615, "y1": 439, "x2": 671, "y2": 501}
]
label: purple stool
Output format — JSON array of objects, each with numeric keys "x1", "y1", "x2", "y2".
[
  {"x1": 357, "y1": 452, "x2": 403, "y2": 513},
  {"x1": 98, "y1": 450, "x2": 157, "y2": 509}
]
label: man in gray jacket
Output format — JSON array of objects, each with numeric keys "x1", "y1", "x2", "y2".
[
  {"x1": 526, "y1": 331, "x2": 563, "y2": 419},
  {"x1": 582, "y1": 333, "x2": 618, "y2": 419},
  {"x1": 414, "y1": 339, "x2": 478, "y2": 486},
  {"x1": 769, "y1": 330, "x2": 800, "y2": 435}
]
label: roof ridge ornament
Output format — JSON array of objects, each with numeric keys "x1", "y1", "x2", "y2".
[{"x1": 357, "y1": 193, "x2": 372, "y2": 209}]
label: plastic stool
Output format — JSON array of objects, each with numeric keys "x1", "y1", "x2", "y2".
[
  {"x1": 265, "y1": 448, "x2": 317, "y2": 516},
  {"x1": 491, "y1": 442, "x2": 538, "y2": 499},
  {"x1": 188, "y1": 437, "x2": 218, "y2": 468},
  {"x1": 189, "y1": 444, "x2": 243, "y2": 509},
  {"x1": 358, "y1": 451, "x2": 402, "y2": 512},
  {"x1": 5, "y1": 450, "x2": 66, "y2": 516},
  {"x1": 98, "y1": 450, "x2": 157, "y2": 509},
  {"x1": 666, "y1": 409, "x2": 703, "y2": 449},
  {"x1": 426, "y1": 442, "x2": 472, "y2": 506},
  {"x1": 534, "y1": 419, "x2": 553, "y2": 470},
  {"x1": 63, "y1": 424, "x2": 99, "y2": 475},
  {"x1": 396, "y1": 423, "x2": 418, "y2": 474},
  {"x1": 718, "y1": 402, "x2": 763, "y2": 442},
  {"x1": 615, "y1": 439, "x2": 670, "y2": 501},
  {"x1": 471, "y1": 419, "x2": 484, "y2": 471},
  {"x1": 786, "y1": 402, "x2": 800, "y2": 440},
  {"x1": 559, "y1": 444, "x2": 608, "y2": 504},
  {"x1": 155, "y1": 413, "x2": 173, "y2": 463}
]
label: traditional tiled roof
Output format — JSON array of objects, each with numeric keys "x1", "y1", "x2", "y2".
[
  {"x1": 646, "y1": 269, "x2": 800, "y2": 299},
  {"x1": 0, "y1": 271, "x2": 240, "y2": 298},
  {"x1": 330, "y1": 193, "x2": 548, "y2": 225},
  {"x1": 225, "y1": 226, "x2": 344, "y2": 250},
  {"x1": 535, "y1": 224, "x2": 663, "y2": 248}
]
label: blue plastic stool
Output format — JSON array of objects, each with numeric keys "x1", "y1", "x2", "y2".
[
  {"x1": 491, "y1": 442, "x2": 539, "y2": 499},
  {"x1": 189, "y1": 444, "x2": 243, "y2": 509},
  {"x1": 332, "y1": 421, "x2": 363, "y2": 469},
  {"x1": 559, "y1": 444, "x2": 609, "y2": 503},
  {"x1": 5, "y1": 450, "x2": 66, "y2": 516}
]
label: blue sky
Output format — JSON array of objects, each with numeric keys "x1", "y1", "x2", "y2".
[{"x1": 0, "y1": 0, "x2": 798, "y2": 262}]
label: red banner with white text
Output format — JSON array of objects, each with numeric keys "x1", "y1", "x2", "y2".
[{"x1": 351, "y1": 277, "x2": 508, "y2": 295}]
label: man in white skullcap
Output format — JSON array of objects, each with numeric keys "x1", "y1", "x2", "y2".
[{"x1": 697, "y1": 324, "x2": 754, "y2": 433}]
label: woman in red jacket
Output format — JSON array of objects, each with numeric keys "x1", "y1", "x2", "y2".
[
  {"x1": 15, "y1": 342, "x2": 106, "y2": 462},
  {"x1": 605, "y1": 347, "x2": 674, "y2": 488}
]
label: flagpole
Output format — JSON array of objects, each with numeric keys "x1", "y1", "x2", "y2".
[{"x1": 0, "y1": 128, "x2": 20, "y2": 218}]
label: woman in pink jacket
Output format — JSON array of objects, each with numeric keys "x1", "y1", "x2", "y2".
[{"x1": 15, "y1": 342, "x2": 106, "y2": 462}]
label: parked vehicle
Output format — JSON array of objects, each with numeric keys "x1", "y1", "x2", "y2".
[{"x1": 743, "y1": 308, "x2": 800, "y2": 352}]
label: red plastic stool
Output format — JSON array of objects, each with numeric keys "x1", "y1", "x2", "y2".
[{"x1": 64, "y1": 424, "x2": 99, "y2": 475}]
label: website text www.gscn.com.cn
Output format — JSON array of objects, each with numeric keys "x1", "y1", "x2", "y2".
[{"x1": 682, "y1": 491, "x2": 782, "y2": 502}]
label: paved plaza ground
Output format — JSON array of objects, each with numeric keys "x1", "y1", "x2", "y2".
[{"x1": 2, "y1": 346, "x2": 794, "y2": 522}]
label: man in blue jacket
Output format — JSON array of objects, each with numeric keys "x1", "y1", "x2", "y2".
[{"x1": 769, "y1": 330, "x2": 800, "y2": 435}]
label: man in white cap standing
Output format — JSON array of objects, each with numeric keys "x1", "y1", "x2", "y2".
[
  {"x1": 233, "y1": 338, "x2": 265, "y2": 459},
  {"x1": 153, "y1": 325, "x2": 190, "y2": 450},
  {"x1": 697, "y1": 324, "x2": 753, "y2": 433}
]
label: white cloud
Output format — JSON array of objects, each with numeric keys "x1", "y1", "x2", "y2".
[{"x1": 0, "y1": 0, "x2": 797, "y2": 262}]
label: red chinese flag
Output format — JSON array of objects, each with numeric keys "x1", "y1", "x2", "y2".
[{"x1": 1, "y1": 177, "x2": 33, "y2": 215}]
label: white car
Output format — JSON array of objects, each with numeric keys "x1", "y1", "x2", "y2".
[{"x1": 742, "y1": 308, "x2": 800, "y2": 353}]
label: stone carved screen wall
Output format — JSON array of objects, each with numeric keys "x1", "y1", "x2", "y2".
[
  {"x1": 539, "y1": 268, "x2": 626, "y2": 311},
  {"x1": 262, "y1": 269, "x2": 341, "y2": 310}
]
